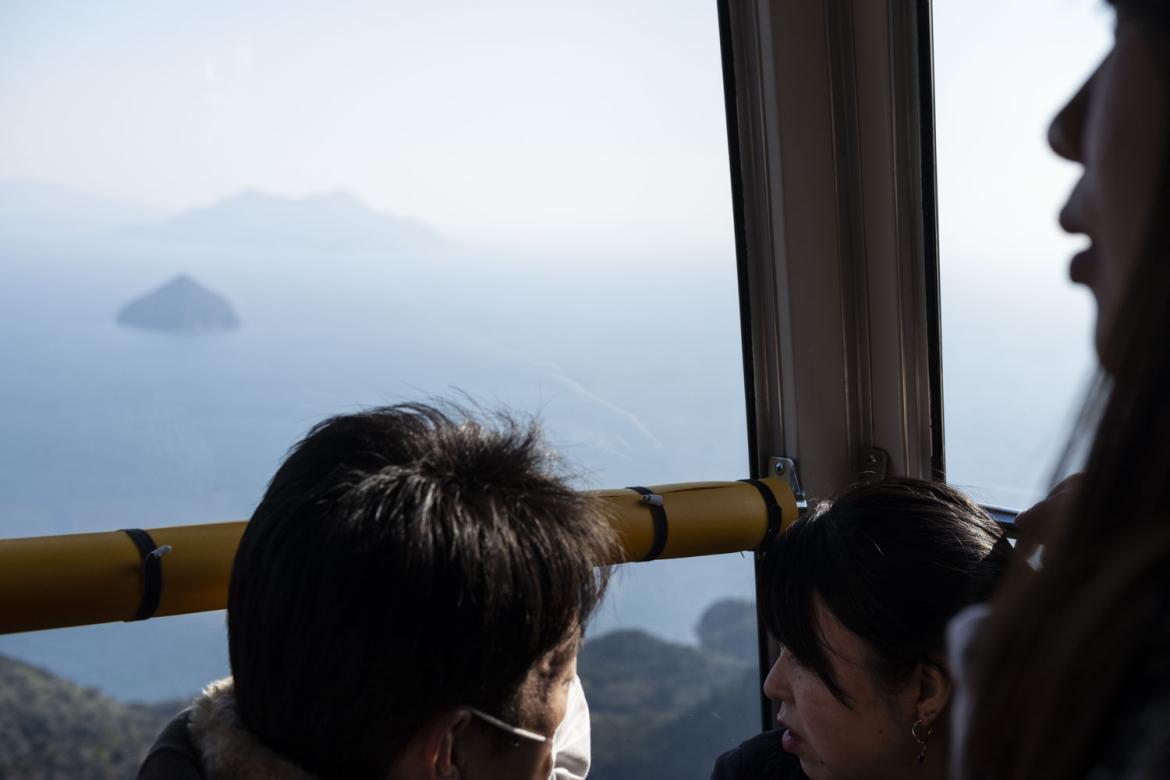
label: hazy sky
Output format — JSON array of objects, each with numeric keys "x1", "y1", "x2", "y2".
[
  {"x1": 1, "y1": 0, "x2": 1113, "y2": 259},
  {"x1": 0, "y1": 0, "x2": 733, "y2": 254},
  {"x1": 934, "y1": 0, "x2": 1112, "y2": 282}
]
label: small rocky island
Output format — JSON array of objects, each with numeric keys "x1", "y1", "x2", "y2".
[{"x1": 116, "y1": 274, "x2": 240, "y2": 333}]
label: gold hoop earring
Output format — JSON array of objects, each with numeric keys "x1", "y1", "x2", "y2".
[{"x1": 911, "y1": 718, "x2": 934, "y2": 764}]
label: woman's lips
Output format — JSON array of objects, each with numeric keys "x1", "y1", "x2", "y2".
[
  {"x1": 1070, "y1": 245, "x2": 1097, "y2": 285},
  {"x1": 778, "y1": 720, "x2": 803, "y2": 753},
  {"x1": 1058, "y1": 196, "x2": 1094, "y2": 286}
]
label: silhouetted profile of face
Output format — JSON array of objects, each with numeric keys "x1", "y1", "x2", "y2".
[{"x1": 1051, "y1": 10, "x2": 1169, "y2": 362}]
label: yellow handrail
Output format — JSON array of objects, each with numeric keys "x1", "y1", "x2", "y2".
[{"x1": 0, "y1": 477, "x2": 797, "y2": 635}]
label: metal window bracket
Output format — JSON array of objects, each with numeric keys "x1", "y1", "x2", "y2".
[
  {"x1": 767, "y1": 456, "x2": 806, "y2": 507},
  {"x1": 858, "y1": 447, "x2": 889, "y2": 483},
  {"x1": 768, "y1": 449, "x2": 889, "y2": 506}
]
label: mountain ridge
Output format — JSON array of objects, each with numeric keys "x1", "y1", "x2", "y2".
[
  {"x1": 121, "y1": 189, "x2": 448, "y2": 254},
  {"x1": 2, "y1": 599, "x2": 762, "y2": 780},
  {"x1": 0, "y1": 179, "x2": 165, "y2": 238},
  {"x1": 0, "y1": 653, "x2": 184, "y2": 778}
]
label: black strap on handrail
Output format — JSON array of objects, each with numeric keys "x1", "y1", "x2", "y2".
[
  {"x1": 626, "y1": 486, "x2": 668, "y2": 562},
  {"x1": 121, "y1": 528, "x2": 171, "y2": 621},
  {"x1": 739, "y1": 479, "x2": 783, "y2": 545}
]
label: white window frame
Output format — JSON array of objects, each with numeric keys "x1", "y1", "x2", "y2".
[
  {"x1": 719, "y1": 0, "x2": 943, "y2": 727},
  {"x1": 723, "y1": 0, "x2": 940, "y2": 506}
]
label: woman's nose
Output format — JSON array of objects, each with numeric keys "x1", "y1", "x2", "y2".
[
  {"x1": 762, "y1": 652, "x2": 791, "y2": 701},
  {"x1": 1049, "y1": 69, "x2": 1094, "y2": 163}
]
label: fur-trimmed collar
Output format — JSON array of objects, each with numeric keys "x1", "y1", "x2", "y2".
[{"x1": 188, "y1": 677, "x2": 317, "y2": 779}]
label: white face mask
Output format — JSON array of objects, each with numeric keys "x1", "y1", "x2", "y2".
[
  {"x1": 466, "y1": 674, "x2": 592, "y2": 780},
  {"x1": 549, "y1": 674, "x2": 590, "y2": 780}
]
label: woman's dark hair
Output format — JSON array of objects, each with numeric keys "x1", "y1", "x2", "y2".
[
  {"x1": 761, "y1": 478, "x2": 1010, "y2": 703},
  {"x1": 227, "y1": 402, "x2": 615, "y2": 778},
  {"x1": 962, "y1": 5, "x2": 1170, "y2": 777}
]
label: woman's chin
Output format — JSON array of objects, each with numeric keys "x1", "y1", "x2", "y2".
[
  {"x1": 1094, "y1": 304, "x2": 1127, "y2": 374},
  {"x1": 796, "y1": 756, "x2": 821, "y2": 778}
]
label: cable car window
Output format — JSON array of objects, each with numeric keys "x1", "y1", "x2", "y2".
[
  {"x1": 0, "y1": 2, "x2": 757, "y2": 776},
  {"x1": 933, "y1": 0, "x2": 1112, "y2": 509}
]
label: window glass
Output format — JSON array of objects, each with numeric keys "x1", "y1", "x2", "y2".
[
  {"x1": 0, "y1": 2, "x2": 757, "y2": 777},
  {"x1": 933, "y1": 0, "x2": 1112, "y2": 509}
]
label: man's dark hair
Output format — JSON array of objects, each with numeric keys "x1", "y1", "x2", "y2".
[
  {"x1": 761, "y1": 478, "x2": 1010, "y2": 704},
  {"x1": 227, "y1": 403, "x2": 615, "y2": 778}
]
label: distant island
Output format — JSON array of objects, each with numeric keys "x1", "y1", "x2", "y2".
[{"x1": 116, "y1": 274, "x2": 240, "y2": 333}]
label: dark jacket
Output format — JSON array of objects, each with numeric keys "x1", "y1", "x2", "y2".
[
  {"x1": 138, "y1": 710, "x2": 203, "y2": 780},
  {"x1": 709, "y1": 731, "x2": 805, "y2": 780}
]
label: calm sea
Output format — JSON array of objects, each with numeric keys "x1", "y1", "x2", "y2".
[
  {"x1": 0, "y1": 230, "x2": 1093, "y2": 700},
  {"x1": 0, "y1": 235, "x2": 758, "y2": 700}
]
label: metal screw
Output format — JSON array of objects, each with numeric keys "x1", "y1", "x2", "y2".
[
  {"x1": 865, "y1": 453, "x2": 878, "y2": 466},
  {"x1": 775, "y1": 461, "x2": 786, "y2": 475}
]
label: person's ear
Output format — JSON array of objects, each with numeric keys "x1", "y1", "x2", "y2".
[
  {"x1": 416, "y1": 709, "x2": 472, "y2": 780},
  {"x1": 915, "y1": 659, "x2": 953, "y2": 726}
]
